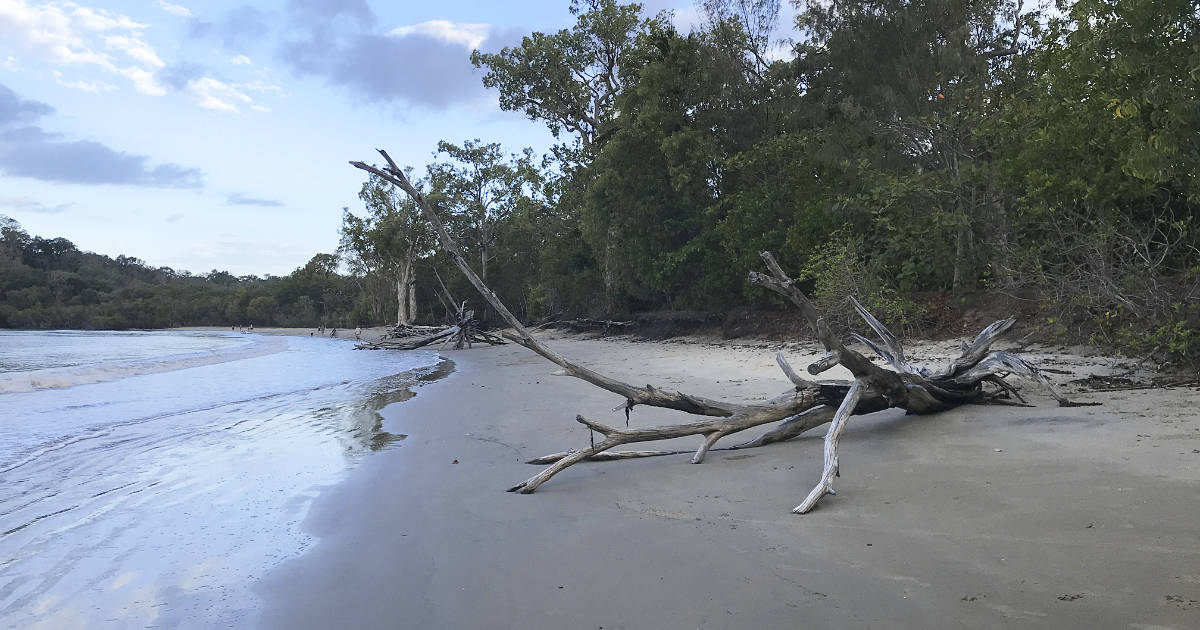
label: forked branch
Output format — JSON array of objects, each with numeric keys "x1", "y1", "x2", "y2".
[
  {"x1": 351, "y1": 153, "x2": 733, "y2": 418},
  {"x1": 350, "y1": 149, "x2": 1091, "y2": 515}
]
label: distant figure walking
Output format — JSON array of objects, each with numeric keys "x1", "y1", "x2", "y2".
[{"x1": 355, "y1": 327, "x2": 362, "y2": 340}]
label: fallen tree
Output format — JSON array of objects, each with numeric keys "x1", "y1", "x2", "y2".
[
  {"x1": 357, "y1": 305, "x2": 506, "y2": 351},
  {"x1": 351, "y1": 150, "x2": 1095, "y2": 514}
]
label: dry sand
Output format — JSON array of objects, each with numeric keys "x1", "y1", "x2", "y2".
[{"x1": 251, "y1": 331, "x2": 1200, "y2": 629}]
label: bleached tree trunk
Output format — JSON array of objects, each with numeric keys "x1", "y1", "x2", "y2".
[
  {"x1": 400, "y1": 264, "x2": 410, "y2": 324},
  {"x1": 408, "y1": 271, "x2": 417, "y2": 324},
  {"x1": 395, "y1": 260, "x2": 411, "y2": 326},
  {"x1": 351, "y1": 149, "x2": 1094, "y2": 514},
  {"x1": 394, "y1": 244, "x2": 420, "y2": 326}
]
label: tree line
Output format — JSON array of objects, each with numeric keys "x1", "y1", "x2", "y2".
[
  {"x1": 3, "y1": 0, "x2": 1196, "y2": 364},
  {"x1": 0, "y1": 216, "x2": 364, "y2": 330},
  {"x1": 341, "y1": 0, "x2": 1197, "y2": 363}
]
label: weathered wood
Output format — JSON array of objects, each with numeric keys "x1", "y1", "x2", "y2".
[
  {"x1": 794, "y1": 378, "x2": 864, "y2": 514},
  {"x1": 359, "y1": 326, "x2": 458, "y2": 350},
  {"x1": 558, "y1": 318, "x2": 635, "y2": 334},
  {"x1": 359, "y1": 310, "x2": 507, "y2": 351},
  {"x1": 350, "y1": 149, "x2": 1093, "y2": 514},
  {"x1": 352, "y1": 153, "x2": 736, "y2": 418}
]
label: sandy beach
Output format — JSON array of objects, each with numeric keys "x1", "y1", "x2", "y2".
[
  {"x1": 246, "y1": 330, "x2": 1200, "y2": 629},
  {"x1": 183, "y1": 325, "x2": 396, "y2": 345}
]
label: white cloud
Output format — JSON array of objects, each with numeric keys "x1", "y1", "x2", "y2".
[
  {"x1": 157, "y1": 1, "x2": 191, "y2": 18},
  {"x1": 0, "y1": 0, "x2": 113, "y2": 67},
  {"x1": 387, "y1": 20, "x2": 490, "y2": 50},
  {"x1": 3, "y1": 55, "x2": 21, "y2": 70},
  {"x1": 103, "y1": 34, "x2": 165, "y2": 68},
  {"x1": 119, "y1": 65, "x2": 166, "y2": 95},
  {"x1": 0, "y1": 1, "x2": 165, "y2": 95},
  {"x1": 70, "y1": 5, "x2": 146, "y2": 32},
  {"x1": 250, "y1": 104, "x2": 270, "y2": 113},
  {"x1": 53, "y1": 69, "x2": 117, "y2": 92},
  {"x1": 236, "y1": 79, "x2": 281, "y2": 93},
  {"x1": 187, "y1": 77, "x2": 252, "y2": 112},
  {"x1": 230, "y1": 54, "x2": 251, "y2": 65}
]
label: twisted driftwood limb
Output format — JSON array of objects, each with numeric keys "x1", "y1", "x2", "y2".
[
  {"x1": 350, "y1": 150, "x2": 1092, "y2": 513},
  {"x1": 794, "y1": 378, "x2": 863, "y2": 514}
]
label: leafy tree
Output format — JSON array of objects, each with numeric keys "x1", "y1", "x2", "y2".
[
  {"x1": 983, "y1": 0, "x2": 1199, "y2": 357},
  {"x1": 792, "y1": 0, "x2": 1030, "y2": 292},
  {"x1": 341, "y1": 173, "x2": 436, "y2": 326},
  {"x1": 427, "y1": 140, "x2": 540, "y2": 287},
  {"x1": 471, "y1": 0, "x2": 658, "y2": 149}
]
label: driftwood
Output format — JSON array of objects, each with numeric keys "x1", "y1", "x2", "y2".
[
  {"x1": 358, "y1": 306, "x2": 506, "y2": 351},
  {"x1": 558, "y1": 318, "x2": 635, "y2": 334},
  {"x1": 351, "y1": 149, "x2": 1095, "y2": 514},
  {"x1": 388, "y1": 323, "x2": 445, "y2": 337}
]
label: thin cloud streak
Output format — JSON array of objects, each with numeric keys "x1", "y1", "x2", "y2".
[
  {"x1": 0, "y1": 195, "x2": 75, "y2": 214},
  {"x1": 227, "y1": 193, "x2": 284, "y2": 207}
]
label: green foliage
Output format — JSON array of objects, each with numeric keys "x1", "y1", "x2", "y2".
[
  {"x1": 0, "y1": 217, "x2": 366, "y2": 330},
  {"x1": 796, "y1": 230, "x2": 928, "y2": 335},
  {"x1": 11, "y1": 0, "x2": 1200, "y2": 368},
  {"x1": 340, "y1": 174, "x2": 436, "y2": 325},
  {"x1": 470, "y1": 0, "x2": 658, "y2": 146},
  {"x1": 452, "y1": 0, "x2": 1197, "y2": 365}
]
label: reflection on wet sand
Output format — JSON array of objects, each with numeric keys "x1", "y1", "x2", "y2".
[
  {"x1": 0, "y1": 345, "x2": 452, "y2": 629},
  {"x1": 337, "y1": 358, "x2": 455, "y2": 453}
]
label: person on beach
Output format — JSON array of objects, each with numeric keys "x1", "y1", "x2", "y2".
[{"x1": 355, "y1": 327, "x2": 361, "y2": 340}]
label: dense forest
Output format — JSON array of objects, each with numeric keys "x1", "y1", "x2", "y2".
[
  {"x1": 0, "y1": 215, "x2": 363, "y2": 329},
  {"x1": 3, "y1": 0, "x2": 1197, "y2": 364}
]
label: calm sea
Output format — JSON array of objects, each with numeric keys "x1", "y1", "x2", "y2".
[{"x1": 0, "y1": 330, "x2": 441, "y2": 629}]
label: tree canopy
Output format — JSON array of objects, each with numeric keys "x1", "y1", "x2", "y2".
[{"x1": 7, "y1": 0, "x2": 1197, "y2": 365}]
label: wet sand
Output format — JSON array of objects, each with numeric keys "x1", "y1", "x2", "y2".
[
  {"x1": 255, "y1": 333, "x2": 1200, "y2": 629},
  {"x1": 180, "y1": 325, "x2": 394, "y2": 344}
]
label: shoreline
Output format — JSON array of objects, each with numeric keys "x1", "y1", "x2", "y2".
[
  {"x1": 0, "y1": 329, "x2": 452, "y2": 629},
  {"x1": 173, "y1": 325, "x2": 395, "y2": 345},
  {"x1": 253, "y1": 334, "x2": 1200, "y2": 629}
]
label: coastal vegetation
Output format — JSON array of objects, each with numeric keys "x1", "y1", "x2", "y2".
[
  {"x1": 3, "y1": 0, "x2": 1197, "y2": 366},
  {"x1": 354, "y1": 147, "x2": 1096, "y2": 512},
  {"x1": 0, "y1": 215, "x2": 361, "y2": 329}
]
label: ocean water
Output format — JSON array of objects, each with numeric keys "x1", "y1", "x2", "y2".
[{"x1": 0, "y1": 330, "x2": 443, "y2": 629}]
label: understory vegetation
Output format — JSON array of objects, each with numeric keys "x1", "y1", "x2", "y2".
[{"x1": 3, "y1": 0, "x2": 1197, "y2": 365}]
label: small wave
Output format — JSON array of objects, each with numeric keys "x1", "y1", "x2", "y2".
[{"x1": 0, "y1": 335, "x2": 288, "y2": 394}]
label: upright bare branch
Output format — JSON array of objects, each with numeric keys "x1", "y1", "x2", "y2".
[{"x1": 351, "y1": 153, "x2": 735, "y2": 417}]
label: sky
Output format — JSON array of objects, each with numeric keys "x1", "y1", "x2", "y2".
[{"x1": 0, "y1": 0, "x2": 794, "y2": 277}]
